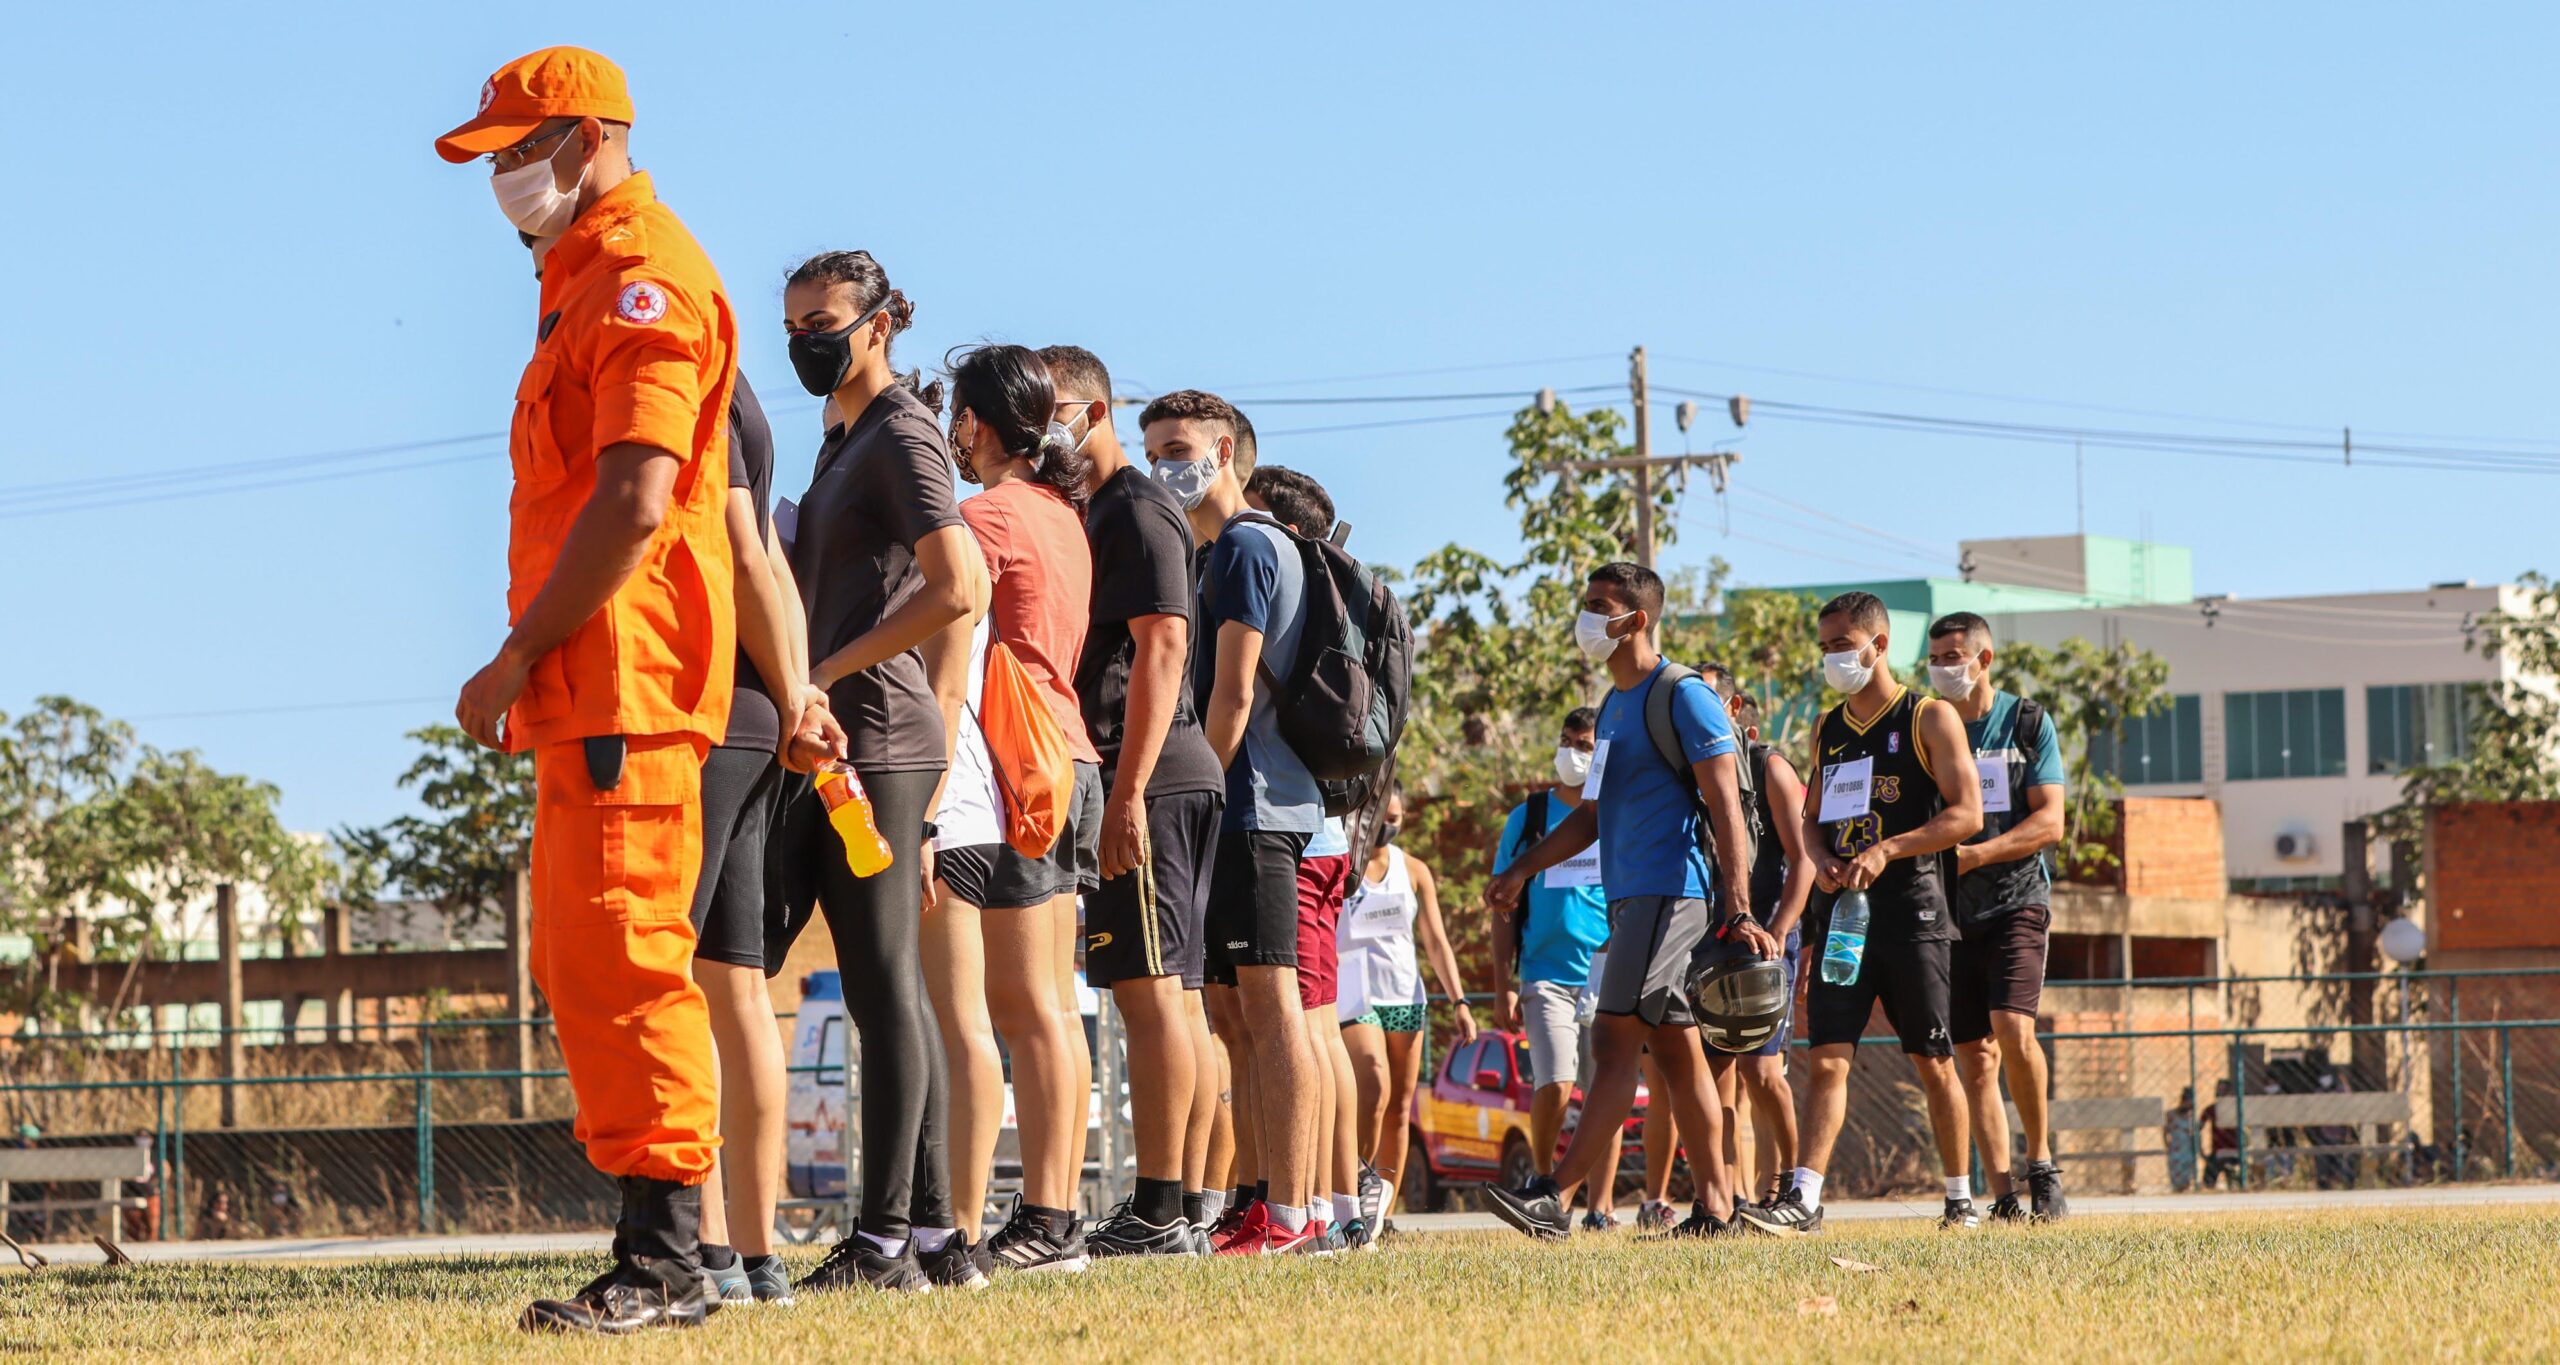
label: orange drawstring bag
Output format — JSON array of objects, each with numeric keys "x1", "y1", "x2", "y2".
[{"x1": 973, "y1": 638, "x2": 1075, "y2": 859}]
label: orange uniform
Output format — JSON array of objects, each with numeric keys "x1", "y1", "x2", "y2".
[{"x1": 441, "y1": 49, "x2": 736, "y2": 1187}]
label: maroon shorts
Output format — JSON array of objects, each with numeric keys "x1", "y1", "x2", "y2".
[{"x1": 1294, "y1": 853, "x2": 1354, "y2": 1010}]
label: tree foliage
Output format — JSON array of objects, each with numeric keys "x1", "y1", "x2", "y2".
[
  {"x1": 2373, "y1": 571, "x2": 2560, "y2": 852},
  {"x1": 335, "y1": 725, "x2": 533, "y2": 939},
  {"x1": 1989, "y1": 638, "x2": 2172, "y2": 876}
]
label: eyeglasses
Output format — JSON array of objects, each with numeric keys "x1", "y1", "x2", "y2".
[{"x1": 485, "y1": 123, "x2": 576, "y2": 172}]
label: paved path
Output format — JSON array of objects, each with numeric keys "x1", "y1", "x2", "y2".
[{"x1": 22, "y1": 1182, "x2": 2560, "y2": 1266}]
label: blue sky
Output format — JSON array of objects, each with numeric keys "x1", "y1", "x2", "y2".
[{"x1": 5, "y1": 2, "x2": 2555, "y2": 834}]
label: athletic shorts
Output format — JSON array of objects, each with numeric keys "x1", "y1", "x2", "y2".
[
  {"x1": 1206, "y1": 830, "x2": 1313, "y2": 985},
  {"x1": 1292, "y1": 853, "x2": 1354, "y2": 1010},
  {"x1": 1520, "y1": 979, "x2": 1588, "y2": 1090},
  {"x1": 1596, "y1": 896, "x2": 1712, "y2": 1029},
  {"x1": 1951, "y1": 904, "x2": 2051, "y2": 1044},
  {"x1": 1085, "y1": 790, "x2": 1223, "y2": 989},
  {"x1": 1806, "y1": 936, "x2": 1954, "y2": 1057},
  {"x1": 935, "y1": 842, "x2": 1054, "y2": 911},
  {"x1": 689, "y1": 745, "x2": 783, "y2": 970},
  {"x1": 969, "y1": 760, "x2": 1104, "y2": 906},
  {"x1": 1373, "y1": 1003, "x2": 1425, "y2": 1033},
  {"x1": 1691, "y1": 929, "x2": 1801, "y2": 1057}
]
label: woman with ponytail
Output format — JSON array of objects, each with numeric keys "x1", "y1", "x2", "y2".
[{"x1": 922, "y1": 343, "x2": 1104, "y2": 1273}]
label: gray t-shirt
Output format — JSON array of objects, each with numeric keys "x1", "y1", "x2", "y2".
[{"x1": 1195, "y1": 512, "x2": 1321, "y2": 833}]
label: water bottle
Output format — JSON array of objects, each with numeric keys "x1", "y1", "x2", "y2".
[
  {"x1": 815, "y1": 763, "x2": 895, "y2": 879},
  {"x1": 1820, "y1": 888, "x2": 1870, "y2": 985}
]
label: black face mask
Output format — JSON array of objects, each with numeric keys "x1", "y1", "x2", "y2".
[
  {"x1": 786, "y1": 300, "x2": 889, "y2": 398},
  {"x1": 1378, "y1": 823, "x2": 1401, "y2": 847}
]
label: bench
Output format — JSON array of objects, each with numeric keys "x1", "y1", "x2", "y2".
[
  {"x1": 2005, "y1": 1095, "x2": 2167, "y2": 1161},
  {"x1": 0, "y1": 1146, "x2": 150, "y2": 1226},
  {"x1": 2213, "y1": 1091, "x2": 2412, "y2": 1162}
]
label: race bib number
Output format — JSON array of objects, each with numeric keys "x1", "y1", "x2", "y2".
[
  {"x1": 1977, "y1": 755, "x2": 2013, "y2": 815},
  {"x1": 1582, "y1": 739, "x2": 1611, "y2": 801},
  {"x1": 1544, "y1": 844, "x2": 1602, "y2": 889},
  {"x1": 1819, "y1": 756, "x2": 1873, "y2": 823}
]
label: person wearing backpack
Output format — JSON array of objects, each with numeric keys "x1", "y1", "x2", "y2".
[
  {"x1": 1926, "y1": 611, "x2": 2070, "y2": 1223},
  {"x1": 1483, "y1": 562, "x2": 1775, "y2": 1243},
  {"x1": 1143, "y1": 389, "x2": 1325, "y2": 1254},
  {"x1": 1490, "y1": 705, "x2": 1621, "y2": 1227}
]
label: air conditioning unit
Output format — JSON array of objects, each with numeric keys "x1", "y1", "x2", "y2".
[{"x1": 2273, "y1": 825, "x2": 2319, "y2": 863}]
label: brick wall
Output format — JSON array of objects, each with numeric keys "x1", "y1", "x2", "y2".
[
  {"x1": 2428, "y1": 802, "x2": 2560, "y2": 952},
  {"x1": 2078, "y1": 798, "x2": 2227, "y2": 899}
]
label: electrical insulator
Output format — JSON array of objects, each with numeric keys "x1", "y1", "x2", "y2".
[
  {"x1": 1535, "y1": 388, "x2": 1556, "y2": 415},
  {"x1": 1728, "y1": 394, "x2": 1751, "y2": 427},
  {"x1": 1676, "y1": 400, "x2": 1697, "y2": 432}
]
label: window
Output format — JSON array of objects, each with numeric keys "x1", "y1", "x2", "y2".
[
  {"x1": 2090, "y1": 694, "x2": 2204, "y2": 785},
  {"x1": 2224, "y1": 689, "x2": 2347, "y2": 780},
  {"x1": 2368, "y1": 683, "x2": 2475, "y2": 774},
  {"x1": 1446, "y1": 1039, "x2": 1487, "y2": 1085}
]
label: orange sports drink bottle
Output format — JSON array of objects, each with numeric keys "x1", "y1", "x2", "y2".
[{"x1": 814, "y1": 763, "x2": 894, "y2": 879}]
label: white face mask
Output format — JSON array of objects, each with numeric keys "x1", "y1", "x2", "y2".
[
  {"x1": 1574, "y1": 609, "x2": 1632, "y2": 662},
  {"x1": 1928, "y1": 660, "x2": 1978, "y2": 699},
  {"x1": 492, "y1": 135, "x2": 590, "y2": 237},
  {"x1": 1553, "y1": 745, "x2": 1592, "y2": 787},
  {"x1": 1822, "y1": 646, "x2": 1875, "y2": 694},
  {"x1": 1153, "y1": 445, "x2": 1221, "y2": 509}
]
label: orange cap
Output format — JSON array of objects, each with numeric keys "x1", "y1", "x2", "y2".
[{"x1": 434, "y1": 47, "x2": 634, "y2": 164}]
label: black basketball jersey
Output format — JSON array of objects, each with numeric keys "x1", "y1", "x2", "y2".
[{"x1": 1811, "y1": 686, "x2": 1954, "y2": 943}]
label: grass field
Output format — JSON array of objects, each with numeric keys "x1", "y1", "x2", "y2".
[{"x1": 5, "y1": 1207, "x2": 2554, "y2": 1362}]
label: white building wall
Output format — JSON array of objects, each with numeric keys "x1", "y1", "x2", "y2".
[{"x1": 1987, "y1": 584, "x2": 2522, "y2": 885}]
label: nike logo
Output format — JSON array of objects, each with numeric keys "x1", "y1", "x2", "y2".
[
  {"x1": 1826, "y1": 745, "x2": 1848, "y2": 757},
  {"x1": 1088, "y1": 932, "x2": 1114, "y2": 949}
]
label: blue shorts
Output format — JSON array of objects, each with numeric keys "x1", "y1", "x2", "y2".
[{"x1": 1696, "y1": 928, "x2": 1801, "y2": 1057}]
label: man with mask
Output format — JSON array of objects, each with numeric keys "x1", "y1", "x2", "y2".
[
  {"x1": 1050, "y1": 346, "x2": 1230, "y2": 1257},
  {"x1": 438, "y1": 46, "x2": 737, "y2": 1331},
  {"x1": 1925, "y1": 611, "x2": 2068, "y2": 1223},
  {"x1": 1484, "y1": 562, "x2": 1773, "y2": 1241},
  {"x1": 1488, "y1": 706, "x2": 1621, "y2": 1225},
  {"x1": 1741, "y1": 591, "x2": 1983, "y2": 1236}
]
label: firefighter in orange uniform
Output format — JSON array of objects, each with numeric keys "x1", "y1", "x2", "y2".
[{"x1": 437, "y1": 46, "x2": 736, "y2": 1334}]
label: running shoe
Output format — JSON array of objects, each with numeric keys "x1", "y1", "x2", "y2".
[
  {"x1": 796, "y1": 1236, "x2": 932, "y2": 1294},
  {"x1": 1340, "y1": 1216, "x2": 1376, "y2": 1253},
  {"x1": 743, "y1": 1254, "x2": 794, "y2": 1305},
  {"x1": 1358, "y1": 1162, "x2": 1390, "y2": 1228},
  {"x1": 1736, "y1": 1186, "x2": 1820, "y2": 1237},
  {"x1": 1636, "y1": 1199, "x2": 1678, "y2": 1232},
  {"x1": 1087, "y1": 1199, "x2": 1200, "y2": 1258},
  {"x1": 1579, "y1": 1208, "x2": 1621, "y2": 1233},
  {"x1": 699, "y1": 1256, "x2": 752, "y2": 1305},
  {"x1": 1986, "y1": 1192, "x2": 2026, "y2": 1224},
  {"x1": 1484, "y1": 1176, "x2": 1572, "y2": 1242},
  {"x1": 1206, "y1": 1200, "x2": 1258, "y2": 1253},
  {"x1": 988, "y1": 1202, "x2": 1091, "y2": 1274},
  {"x1": 920, "y1": 1233, "x2": 992, "y2": 1290},
  {"x1": 2027, "y1": 1161, "x2": 2071, "y2": 1223},
  {"x1": 1659, "y1": 1203, "x2": 1746, "y2": 1240},
  {"x1": 1938, "y1": 1198, "x2": 1981, "y2": 1230},
  {"x1": 521, "y1": 1257, "x2": 715, "y2": 1335},
  {"x1": 1301, "y1": 1220, "x2": 1344, "y2": 1257},
  {"x1": 1255, "y1": 1217, "x2": 1319, "y2": 1255}
]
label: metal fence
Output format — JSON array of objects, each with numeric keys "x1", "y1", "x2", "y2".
[{"x1": 4, "y1": 969, "x2": 2556, "y2": 1243}]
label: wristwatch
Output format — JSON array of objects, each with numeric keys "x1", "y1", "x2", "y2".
[{"x1": 920, "y1": 820, "x2": 941, "y2": 840}]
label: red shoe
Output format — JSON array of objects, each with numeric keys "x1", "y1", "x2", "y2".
[
  {"x1": 1212, "y1": 1202, "x2": 1271, "y2": 1255},
  {"x1": 1256, "y1": 1217, "x2": 1318, "y2": 1256}
]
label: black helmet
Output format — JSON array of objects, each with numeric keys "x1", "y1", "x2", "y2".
[{"x1": 1689, "y1": 954, "x2": 1789, "y2": 1054}]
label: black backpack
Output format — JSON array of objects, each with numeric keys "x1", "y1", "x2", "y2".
[
  {"x1": 1643, "y1": 662, "x2": 1764, "y2": 901},
  {"x1": 1505, "y1": 789, "x2": 1551, "y2": 961},
  {"x1": 1255, "y1": 515, "x2": 1415, "y2": 815}
]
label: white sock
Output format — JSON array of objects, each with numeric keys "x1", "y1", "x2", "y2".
[
  {"x1": 1795, "y1": 1168, "x2": 1825, "y2": 1210},
  {"x1": 858, "y1": 1230, "x2": 908, "y2": 1258},
  {"x1": 910, "y1": 1226, "x2": 955, "y2": 1254},
  {"x1": 1271, "y1": 1202, "x2": 1310, "y2": 1233},
  {"x1": 1197, "y1": 1189, "x2": 1228, "y2": 1225},
  {"x1": 1945, "y1": 1175, "x2": 1972, "y2": 1203},
  {"x1": 1332, "y1": 1193, "x2": 1358, "y2": 1225}
]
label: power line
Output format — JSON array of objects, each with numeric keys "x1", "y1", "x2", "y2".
[
  {"x1": 1262, "y1": 407, "x2": 1524, "y2": 438},
  {"x1": 1223, "y1": 384, "x2": 1615, "y2": 407}
]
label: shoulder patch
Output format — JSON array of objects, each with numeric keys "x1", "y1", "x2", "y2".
[{"x1": 615, "y1": 280, "x2": 669, "y2": 324}]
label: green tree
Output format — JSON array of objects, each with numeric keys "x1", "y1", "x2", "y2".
[
  {"x1": 2373, "y1": 571, "x2": 2560, "y2": 853},
  {"x1": 337, "y1": 725, "x2": 533, "y2": 939},
  {"x1": 1989, "y1": 637, "x2": 2173, "y2": 876}
]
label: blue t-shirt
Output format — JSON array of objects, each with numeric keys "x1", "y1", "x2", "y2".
[
  {"x1": 1592, "y1": 661, "x2": 1737, "y2": 900},
  {"x1": 1961, "y1": 689, "x2": 2066, "y2": 905},
  {"x1": 1196, "y1": 514, "x2": 1321, "y2": 834},
  {"x1": 1493, "y1": 795, "x2": 1609, "y2": 988}
]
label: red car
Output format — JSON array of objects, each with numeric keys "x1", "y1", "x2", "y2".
[{"x1": 1401, "y1": 1028, "x2": 1659, "y2": 1212}]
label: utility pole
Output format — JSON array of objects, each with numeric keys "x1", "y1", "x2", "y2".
[{"x1": 1554, "y1": 344, "x2": 1743, "y2": 567}]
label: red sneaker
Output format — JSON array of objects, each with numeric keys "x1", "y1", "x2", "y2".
[
  {"x1": 1257, "y1": 1217, "x2": 1318, "y2": 1256},
  {"x1": 1212, "y1": 1202, "x2": 1271, "y2": 1256}
]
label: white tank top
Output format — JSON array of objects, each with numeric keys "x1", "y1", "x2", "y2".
[
  {"x1": 932, "y1": 618, "x2": 1003, "y2": 851},
  {"x1": 1337, "y1": 846, "x2": 1423, "y2": 1017}
]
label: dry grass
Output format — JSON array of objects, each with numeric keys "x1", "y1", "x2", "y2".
[{"x1": 4, "y1": 1205, "x2": 2554, "y2": 1362}]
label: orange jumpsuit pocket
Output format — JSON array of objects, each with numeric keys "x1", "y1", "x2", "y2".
[{"x1": 533, "y1": 737, "x2": 705, "y2": 927}]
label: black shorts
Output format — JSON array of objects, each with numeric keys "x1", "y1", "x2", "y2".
[
  {"x1": 1805, "y1": 936, "x2": 1953, "y2": 1057},
  {"x1": 689, "y1": 745, "x2": 783, "y2": 970},
  {"x1": 1951, "y1": 904, "x2": 2050, "y2": 1044},
  {"x1": 940, "y1": 762, "x2": 1106, "y2": 908},
  {"x1": 1086, "y1": 790, "x2": 1222, "y2": 989},
  {"x1": 1205, "y1": 829, "x2": 1312, "y2": 986}
]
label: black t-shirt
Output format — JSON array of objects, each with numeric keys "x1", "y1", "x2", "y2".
[
  {"x1": 720, "y1": 370, "x2": 782, "y2": 752},
  {"x1": 788, "y1": 383, "x2": 963, "y2": 772},
  {"x1": 1075, "y1": 465, "x2": 1225, "y2": 798}
]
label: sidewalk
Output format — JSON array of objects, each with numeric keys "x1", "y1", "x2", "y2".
[{"x1": 24, "y1": 1182, "x2": 2560, "y2": 1265}]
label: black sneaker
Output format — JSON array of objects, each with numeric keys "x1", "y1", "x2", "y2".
[
  {"x1": 1340, "y1": 1216, "x2": 1376, "y2": 1253},
  {"x1": 743, "y1": 1254, "x2": 794, "y2": 1305},
  {"x1": 1636, "y1": 1199, "x2": 1678, "y2": 1232},
  {"x1": 521, "y1": 1257, "x2": 716, "y2": 1334},
  {"x1": 1737, "y1": 1186, "x2": 1821, "y2": 1237},
  {"x1": 920, "y1": 1233, "x2": 991, "y2": 1289},
  {"x1": 1938, "y1": 1198, "x2": 1981, "y2": 1230},
  {"x1": 1665, "y1": 1203, "x2": 1746, "y2": 1239},
  {"x1": 1357, "y1": 1162, "x2": 1390, "y2": 1227},
  {"x1": 1987, "y1": 1192, "x2": 2027, "y2": 1224},
  {"x1": 1087, "y1": 1199, "x2": 1199, "y2": 1258},
  {"x1": 988, "y1": 1202, "x2": 1091, "y2": 1273},
  {"x1": 2027, "y1": 1161, "x2": 2070, "y2": 1222},
  {"x1": 1579, "y1": 1208, "x2": 1620, "y2": 1233},
  {"x1": 1485, "y1": 1177, "x2": 1571, "y2": 1242},
  {"x1": 797, "y1": 1236, "x2": 932, "y2": 1294}
]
